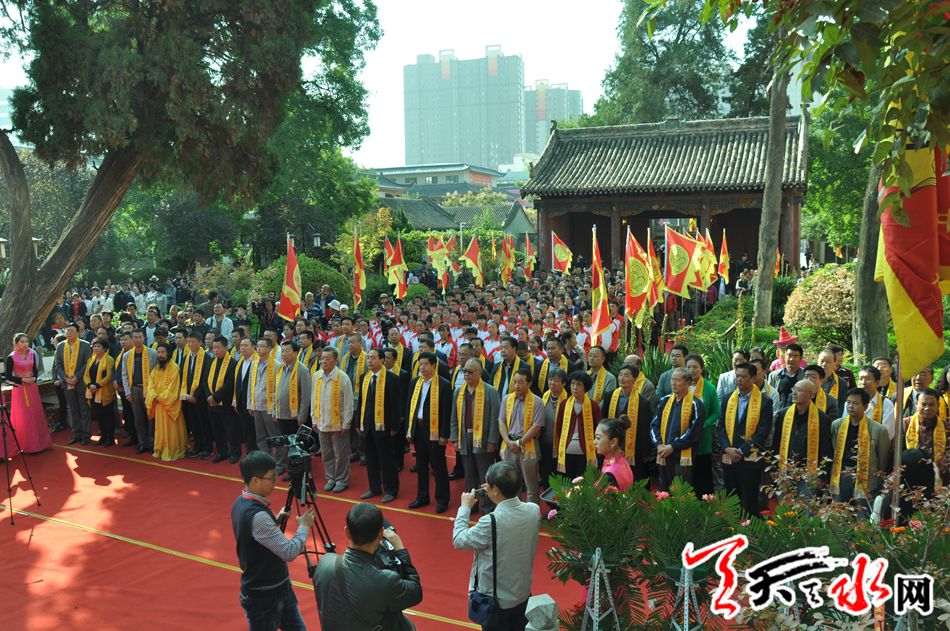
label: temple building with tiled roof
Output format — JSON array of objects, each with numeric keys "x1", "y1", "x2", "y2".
[{"x1": 522, "y1": 116, "x2": 807, "y2": 269}]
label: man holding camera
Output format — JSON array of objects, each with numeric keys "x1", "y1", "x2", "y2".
[
  {"x1": 313, "y1": 503, "x2": 423, "y2": 630},
  {"x1": 232, "y1": 451, "x2": 314, "y2": 630},
  {"x1": 453, "y1": 461, "x2": 540, "y2": 631}
]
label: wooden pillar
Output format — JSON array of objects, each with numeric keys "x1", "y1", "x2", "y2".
[
  {"x1": 699, "y1": 203, "x2": 711, "y2": 231},
  {"x1": 538, "y1": 204, "x2": 550, "y2": 271},
  {"x1": 610, "y1": 207, "x2": 622, "y2": 269}
]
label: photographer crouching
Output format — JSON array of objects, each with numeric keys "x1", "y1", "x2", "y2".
[
  {"x1": 233, "y1": 451, "x2": 315, "y2": 630},
  {"x1": 313, "y1": 503, "x2": 423, "y2": 630}
]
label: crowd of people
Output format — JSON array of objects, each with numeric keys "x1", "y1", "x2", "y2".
[{"x1": 2, "y1": 264, "x2": 947, "y2": 630}]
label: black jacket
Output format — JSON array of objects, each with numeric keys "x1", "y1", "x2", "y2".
[
  {"x1": 357, "y1": 369, "x2": 402, "y2": 434},
  {"x1": 313, "y1": 548, "x2": 421, "y2": 631},
  {"x1": 207, "y1": 356, "x2": 237, "y2": 411},
  {"x1": 406, "y1": 375, "x2": 453, "y2": 441}
]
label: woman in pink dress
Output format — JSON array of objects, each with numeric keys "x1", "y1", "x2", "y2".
[{"x1": 2, "y1": 334, "x2": 52, "y2": 455}]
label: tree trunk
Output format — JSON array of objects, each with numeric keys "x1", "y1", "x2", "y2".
[
  {"x1": 0, "y1": 132, "x2": 142, "y2": 355},
  {"x1": 852, "y1": 163, "x2": 887, "y2": 362},
  {"x1": 753, "y1": 65, "x2": 790, "y2": 327}
]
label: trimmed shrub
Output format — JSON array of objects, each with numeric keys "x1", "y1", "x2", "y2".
[
  {"x1": 129, "y1": 267, "x2": 177, "y2": 284},
  {"x1": 251, "y1": 254, "x2": 353, "y2": 305},
  {"x1": 784, "y1": 264, "x2": 854, "y2": 349}
]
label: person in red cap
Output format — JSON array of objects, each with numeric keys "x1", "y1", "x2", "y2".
[{"x1": 769, "y1": 326, "x2": 799, "y2": 372}]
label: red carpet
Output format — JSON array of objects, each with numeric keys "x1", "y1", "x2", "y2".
[{"x1": 0, "y1": 434, "x2": 581, "y2": 630}]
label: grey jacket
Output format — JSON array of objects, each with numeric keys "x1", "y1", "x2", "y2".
[
  {"x1": 450, "y1": 381, "x2": 501, "y2": 454},
  {"x1": 54, "y1": 338, "x2": 92, "y2": 384},
  {"x1": 120, "y1": 347, "x2": 159, "y2": 392}
]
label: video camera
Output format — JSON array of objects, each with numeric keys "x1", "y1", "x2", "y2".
[
  {"x1": 264, "y1": 425, "x2": 315, "y2": 487},
  {"x1": 376, "y1": 519, "x2": 407, "y2": 577}
]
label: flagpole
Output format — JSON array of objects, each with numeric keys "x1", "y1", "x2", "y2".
[
  {"x1": 891, "y1": 361, "x2": 904, "y2": 519},
  {"x1": 591, "y1": 224, "x2": 597, "y2": 346},
  {"x1": 550, "y1": 229, "x2": 555, "y2": 272}
]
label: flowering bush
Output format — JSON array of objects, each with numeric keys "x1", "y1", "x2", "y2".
[{"x1": 783, "y1": 264, "x2": 855, "y2": 348}]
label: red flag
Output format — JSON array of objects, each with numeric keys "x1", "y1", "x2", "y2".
[
  {"x1": 461, "y1": 236, "x2": 484, "y2": 286},
  {"x1": 278, "y1": 237, "x2": 301, "y2": 321},
  {"x1": 591, "y1": 227, "x2": 611, "y2": 344},
  {"x1": 718, "y1": 229, "x2": 730, "y2": 284},
  {"x1": 551, "y1": 231, "x2": 572, "y2": 273},
  {"x1": 625, "y1": 228, "x2": 651, "y2": 326},
  {"x1": 524, "y1": 235, "x2": 536, "y2": 279},
  {"x1": 353, "y1": 228, "x2": 365, "y2": 308},
  {"x1": 874, "y1": 146, "x2": 949, "y2": 375},
  {"x1": 664, "y1": 226, "x2": 700, "y2": 298}
]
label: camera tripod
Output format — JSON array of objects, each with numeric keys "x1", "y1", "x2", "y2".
[
  {"x1": 278, "y1": 465, "x2": 335, "y2": 577},
  {"x1": 0, "y1": 389, "x2": 41, "y2": 525}
]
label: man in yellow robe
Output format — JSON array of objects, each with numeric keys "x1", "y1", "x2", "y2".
[{"x1": 147, "y1": 343, "x2": 186, "y2": 461}]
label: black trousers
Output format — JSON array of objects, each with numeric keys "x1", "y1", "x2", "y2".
[
  {"x1": 392, "y1": 418, "x2": 407, "y2": 470},
  {"x1": 412, "y1": 430, "x2": 449, "y2": 505},
  {"x1": 539, "y1": 431, "x2": 555, "y2": 489},
  {"x1": 692, "y1": 453, "x2": 714, "y2": 498},
  {"x1": 237, "y1": 408, "x2": 258, "y2": 452},
  {"x1": 659, "y1": 461, "x2": 693, "y2": 492},
  {"x1": 209, "y1": 407, "x2": 241, "y2": 458},
  {"x1": 91, "y1": 401, "x2": 116, "y2": 440},
  {"x1": 54, "y1": 384, "x2": 68, "y2": 427},
  {"x1": 724, "y1": 459, "x2": 764, "y2": 518},
  {"x1": 561, "y1": 453, "x2": 588, "y2": 480},
  {"x1": 361, "y1": 427, "x2": 398, "y2": 496},
  {"x1": 484, "y1": 598, "x2": 529, "y2": 631},
  {"x1": 183, "y1": 401, "x2": 211, "y2": 453}
]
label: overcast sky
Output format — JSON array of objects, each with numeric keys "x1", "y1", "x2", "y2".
[{"x1": 0, "y1": 1, "x2": 749, "y2": 169}]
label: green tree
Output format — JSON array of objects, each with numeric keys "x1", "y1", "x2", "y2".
[
  {"x1": 0, "y1": 1, "x2": 379, "y2": 353},
  {"x1": 441, "y1": 187, "x2": 509, "y2": 207},
  {"x1": 802, "y1": 104, "x2": 872, "y2": 248},
  {"x1": 725, "y1": 11, "x2": 772, "y2": 117},
  {"x1": 585, "y1": 0, "x2": 732, "y2": 126},
  {"x1": 642, "y1": 0, "x2": 950, "y2": 220},
  {"x1": 329, "y1": 207, "x2": 394, "y2": 274}
]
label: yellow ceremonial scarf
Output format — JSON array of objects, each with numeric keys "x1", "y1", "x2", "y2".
[
  {"x1": 83, "y1": 354, "x2": 114, "y2": 405},
  {"x1": 343, "y1": 351, "x2": 366, "y2": 381},
  {"x1": 493, "y1": 357, "x2": 521, "y2": 390},
  {"x1": 633, "y1": 371, "x2": 645, "y2": 394},
  {"x1": 557, "y1": 395, "x2": 595, "y2": 472},
  {"x1": 543, "y1": 388, "x2": 567, "y2": 408},
  {"x1": 63, "y1": 338, "x2": 80, "y2": 378},
  {"x1": 538, "y1": 355, "x2": 568, "y2": 392},
  {"x1": 905, "y1": 414, "x2": 946, "y2": 468},
  {"x1": 828, "y1": 372, "x2": 840, "y2": 399},
  {"x1": 815, "y1": 385, "x2": 828, "y2": 413},
  {"x1": 830, "y1": 416, "x2": 871, "y2": 498},
  {"x1": 408, "y1": 376, "x2": 440, "y2": 440},
  {"x1": 724, "y1": 387, "x2": 762, "y2": 448},
  {"x1": 249, "y1": 355, "x2": 276, "y2": 411},
  {"x1": 456, "y1": 381, "x2": 487, "y2": 448},
  {"x1": 361, "y1": 370, "x2": 387, "y2": 431},
  {"x1": 779, "y1": 402, "x2": 820, "y2": 477},
  {"x1": 883, "y1": 379, "x2": 896, "y2": 400},
  {"x1": 690, "y1": 376, "x2": 705, "y2": 401},
  {"x1": 300, "y1": 346, "x2": 314, "y2": 369},
  {"x1": 277, "y1": 361, "x2": 300, "y2": 417},
  {"x1": 395, "y1": 344, "x2": 406, "y2": 370},
  {"x1": 206, "y1": 355, "x2": 228, "y2": 397},
  {"x1": 314, "y1": 369, "x2": 342, "y2": 430},
  {"x1": 660, "y1": 392, "x2": 695, "y2": 466},
  {"x1": 607, "y1": 388, "x2": 639, "y2": 465},
  {"x1": 126, "y1": 347, "x2": 151, "y2": 395},
  {"x1": 870, "y1": 393, "x2": 884, "y2": 423},
  {"x1": 502, "y1": 393, "x2": 537, "y2": 460},
  {"x1": 181, "y1": 351, "x2": 206, "y2": 397},
  {"x1": 589, "y1": 366, "x2": 608, "y2": 402}
]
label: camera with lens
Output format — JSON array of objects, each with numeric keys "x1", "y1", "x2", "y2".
[
  {"x1": 375, "y1": 519, "x2": 407, "y2": 577},
  {"x1": 265, "y1": 426, "x2": 315, "y2": 484}
]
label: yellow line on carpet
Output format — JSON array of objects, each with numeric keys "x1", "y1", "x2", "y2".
[
  {"x1": 1, "y1": 503, "x2": 479, "y2": 629},
  {"x1": 52, "y1": 443, "x2": 555, "y2": 537}
]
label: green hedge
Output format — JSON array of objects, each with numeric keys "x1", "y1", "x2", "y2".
[
  {"x1": 252, "y1": 254, "x2": 353, "y2": 305},
  {"x1": 129, "y1": 267, "x2": 177, "y2": 284}
]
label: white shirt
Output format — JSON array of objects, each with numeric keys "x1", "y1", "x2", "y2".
[
  {"x1": 867, "y1": 392, "x2": 896, "y2": 439},
  {"x1": 417, "y1": 377, "x2": 432, "y2": 420}
]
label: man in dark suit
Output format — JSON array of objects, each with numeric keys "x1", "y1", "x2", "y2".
[
  {"x1": 55, "y1": 322, "x2": 93, "y2": 445},
  {"x1": 233, "y1": 336, "x2": 257, "y2": 454},
  {"x1": 181, "y1": 331, "x2": 213, "y2": 458},
  {"x1": 406, "y1": 352, "x2": 453, "y2": 513},
  {"x1": 206, "y1": 336, "x2": 239, "y2": 463},
  {"x1": 533, "y1": 337, "x2": 576, "y2": 396},
  {"x1": 718, "y1": 363, "x2": 774, "y2": 517},
  {"x1": 490, "y1": 337, "x2": 522, "y2": 400},
  {"x1": 357, "y1": 348, "x2": 401, "y2": 503},
  {"x1": 602, "y1": 363, "x2": 654, "y2": 482},
  {"x1": 410, "y1": 337, "x2": 450, "y2": 381},
  {"x1": 382, "y1": 347, "x2": 411, "y2": 471}
]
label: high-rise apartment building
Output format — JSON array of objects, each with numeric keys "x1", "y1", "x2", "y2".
[
  {"x1": 523, "y1": 80, "x2": 583, "y2": 154},
  {"x1": 404, "y1": 46, "x2": 524, "y2": 169}
]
